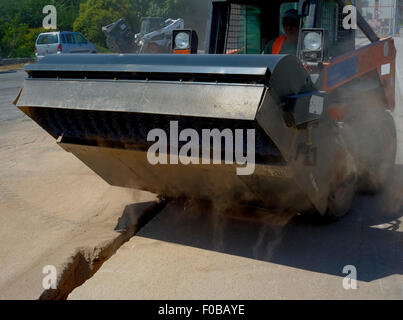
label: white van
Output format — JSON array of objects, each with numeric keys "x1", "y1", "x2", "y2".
[{"x1": 35, "y1": 31, "x2": 97, "y2": 60}]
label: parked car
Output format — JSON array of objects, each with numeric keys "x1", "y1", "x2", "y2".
[{"x1": 35, "y1": 31, "x2": 97, "y2": 60}]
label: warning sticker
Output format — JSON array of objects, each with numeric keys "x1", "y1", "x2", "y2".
[{"x1": 381, "y1": 63, "x2": 391, "y2": 76}]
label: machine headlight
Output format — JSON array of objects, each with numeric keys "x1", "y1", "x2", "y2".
[
  {"x1": 303, "y1": 32, "x2": 322, "y2": 51},
  {"x1": 172, "y1": 29, "x2": 198, "y2": 54},
  {"x1": 175, "y1": 32, "x2": 190, "y2": 50}
]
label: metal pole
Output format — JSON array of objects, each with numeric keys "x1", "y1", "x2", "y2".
[{"x1": 394, "y1": 0, "x2": 398, "y2": 36}]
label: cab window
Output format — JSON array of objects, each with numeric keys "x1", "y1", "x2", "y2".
[
  {"x1": 223, "y1": 1, "x2": 312, "y2": 55},
  {"x1": 224, "y1": 4, "x2": 261, "y2": 54},
  {"x1": 321, "y1": 0, "x2": 368, "y2": 58},
  {"x1": 321, "y1": 0, "x2": 338, "y2": 48},
  {"x1": 279, "y1": 2, "x2": 299, "y2": 34}
]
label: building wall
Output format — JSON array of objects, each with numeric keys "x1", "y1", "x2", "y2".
[
  {"x1": 398, "y1": 0, "x2": 403, "y2": 26},
  {"x1": 358, "y1": 0, "x2": 399, "y2": 35}
]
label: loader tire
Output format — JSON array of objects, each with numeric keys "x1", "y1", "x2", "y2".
[
  {"x1": 352, "y1": 109, "x2": 397, "y2": 194},
  {"x1": 322, "y1": 123, "x2": 358, "y2": 222},
  {"x1": 323, "y1": 174, "x2": 356, "y2": 222},
  {"x1": 302, "y1": 124, "x2": 358, "y2": 223}
]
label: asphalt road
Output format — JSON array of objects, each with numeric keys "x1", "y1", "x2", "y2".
[
  {"x1": 0, "y1": 71, "x2": 25, "y2": 121},
  {"x1": 0, "y1": 43, "x2": 402, "y2": 299}
]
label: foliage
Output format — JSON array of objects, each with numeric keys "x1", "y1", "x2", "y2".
[
  {"x1": 0, "y1": 18, "x2": 45, "y2": 58},
  {"x1": 73, "y1": 0, "x2": 137, "y2": 47},
  {"x1": 0, "y1": 0, "x2": 210, "y2": 58}
]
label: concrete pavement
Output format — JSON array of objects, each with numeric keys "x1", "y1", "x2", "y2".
[
  {"x1": 68, "y1": 174, "x2": 403, "y2": 300},
  {"x1": 0, "y1": 70, "x2": 159, "y2": 299}
]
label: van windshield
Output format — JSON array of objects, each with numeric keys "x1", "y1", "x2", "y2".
[{"x1": 37, "y1": 34, "x2": 58, "y2": 45}]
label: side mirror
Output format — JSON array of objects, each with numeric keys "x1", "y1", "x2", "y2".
[{"x1": 171, "y1": 30, "x2": 198, "y2": 54}]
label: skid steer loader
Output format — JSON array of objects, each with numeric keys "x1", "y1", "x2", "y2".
[
  {"x1": 14, "y1": 0, "x2": 397, "y2": 221},
  {"x1": 102, "y1": 17, "x2": 185, "y2": 54}
]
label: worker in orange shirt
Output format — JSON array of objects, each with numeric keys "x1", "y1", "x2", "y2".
[{"x1": 263, "y1": 9, "x2": 300, "y2": 55}]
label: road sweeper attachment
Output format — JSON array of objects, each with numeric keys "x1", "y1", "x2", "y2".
[
  {"x1": 15, "y1": 53, "x2": 343, "y2": 216},
  {"x1": 14, "y1": 0, "x2": 398, "y2": 222}
]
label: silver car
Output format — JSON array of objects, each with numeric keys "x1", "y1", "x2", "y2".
[{"x1": 35, "y1": 31, "x2": 97, "y2": 60}]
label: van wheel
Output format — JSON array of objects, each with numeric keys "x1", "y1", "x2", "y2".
[{"x1": 351, "y1": 109, "x2": 397, "y2": 194}]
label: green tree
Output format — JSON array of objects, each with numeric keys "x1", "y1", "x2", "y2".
[
  {"x1": 0, "y1": 0, "x2": 210, "y2": 57},
  {"x1": 53, "y1": 0, "x2": 85, "y2": 30},
  {"x1": 74, "y1": 0, "x2": 138, "y2": 47},
  {"x1": 0, "y1": 18, "x2": 32, "y2": 57},
  {"x1": 0, "y1": 0, "x2": 84, "y2": 29},
  {"x1": 0, "y1": 0, "x2": 84, "y2": 57}
]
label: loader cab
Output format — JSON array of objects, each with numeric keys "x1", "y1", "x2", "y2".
[
  {"x1": 205, "y1": 0, "x2": 307, "y2": 54},
  {"x1": 205, "y1": 0, "x2": 376, "y2": 62},
  {"x1": 140, "y1": 17, "x2": 166, "y2": 35}
]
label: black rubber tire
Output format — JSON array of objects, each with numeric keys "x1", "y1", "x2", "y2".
[
  {"x1": 302, "y1": 123, "x2": 358, "y2": 223},
  {"x1": 351, "y1": 109, "x2": 397, "y2": 194},
  {"x1": 323, "y1": 173, "x2": 356, "y2": 222}
]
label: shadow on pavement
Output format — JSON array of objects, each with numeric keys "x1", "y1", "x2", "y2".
[
  {"x1": 138, "y1": 165, "x2": 403, "y2": 283},
  {"x1": 115, "y1": 200, "x2": 167, "y2": 233}
]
